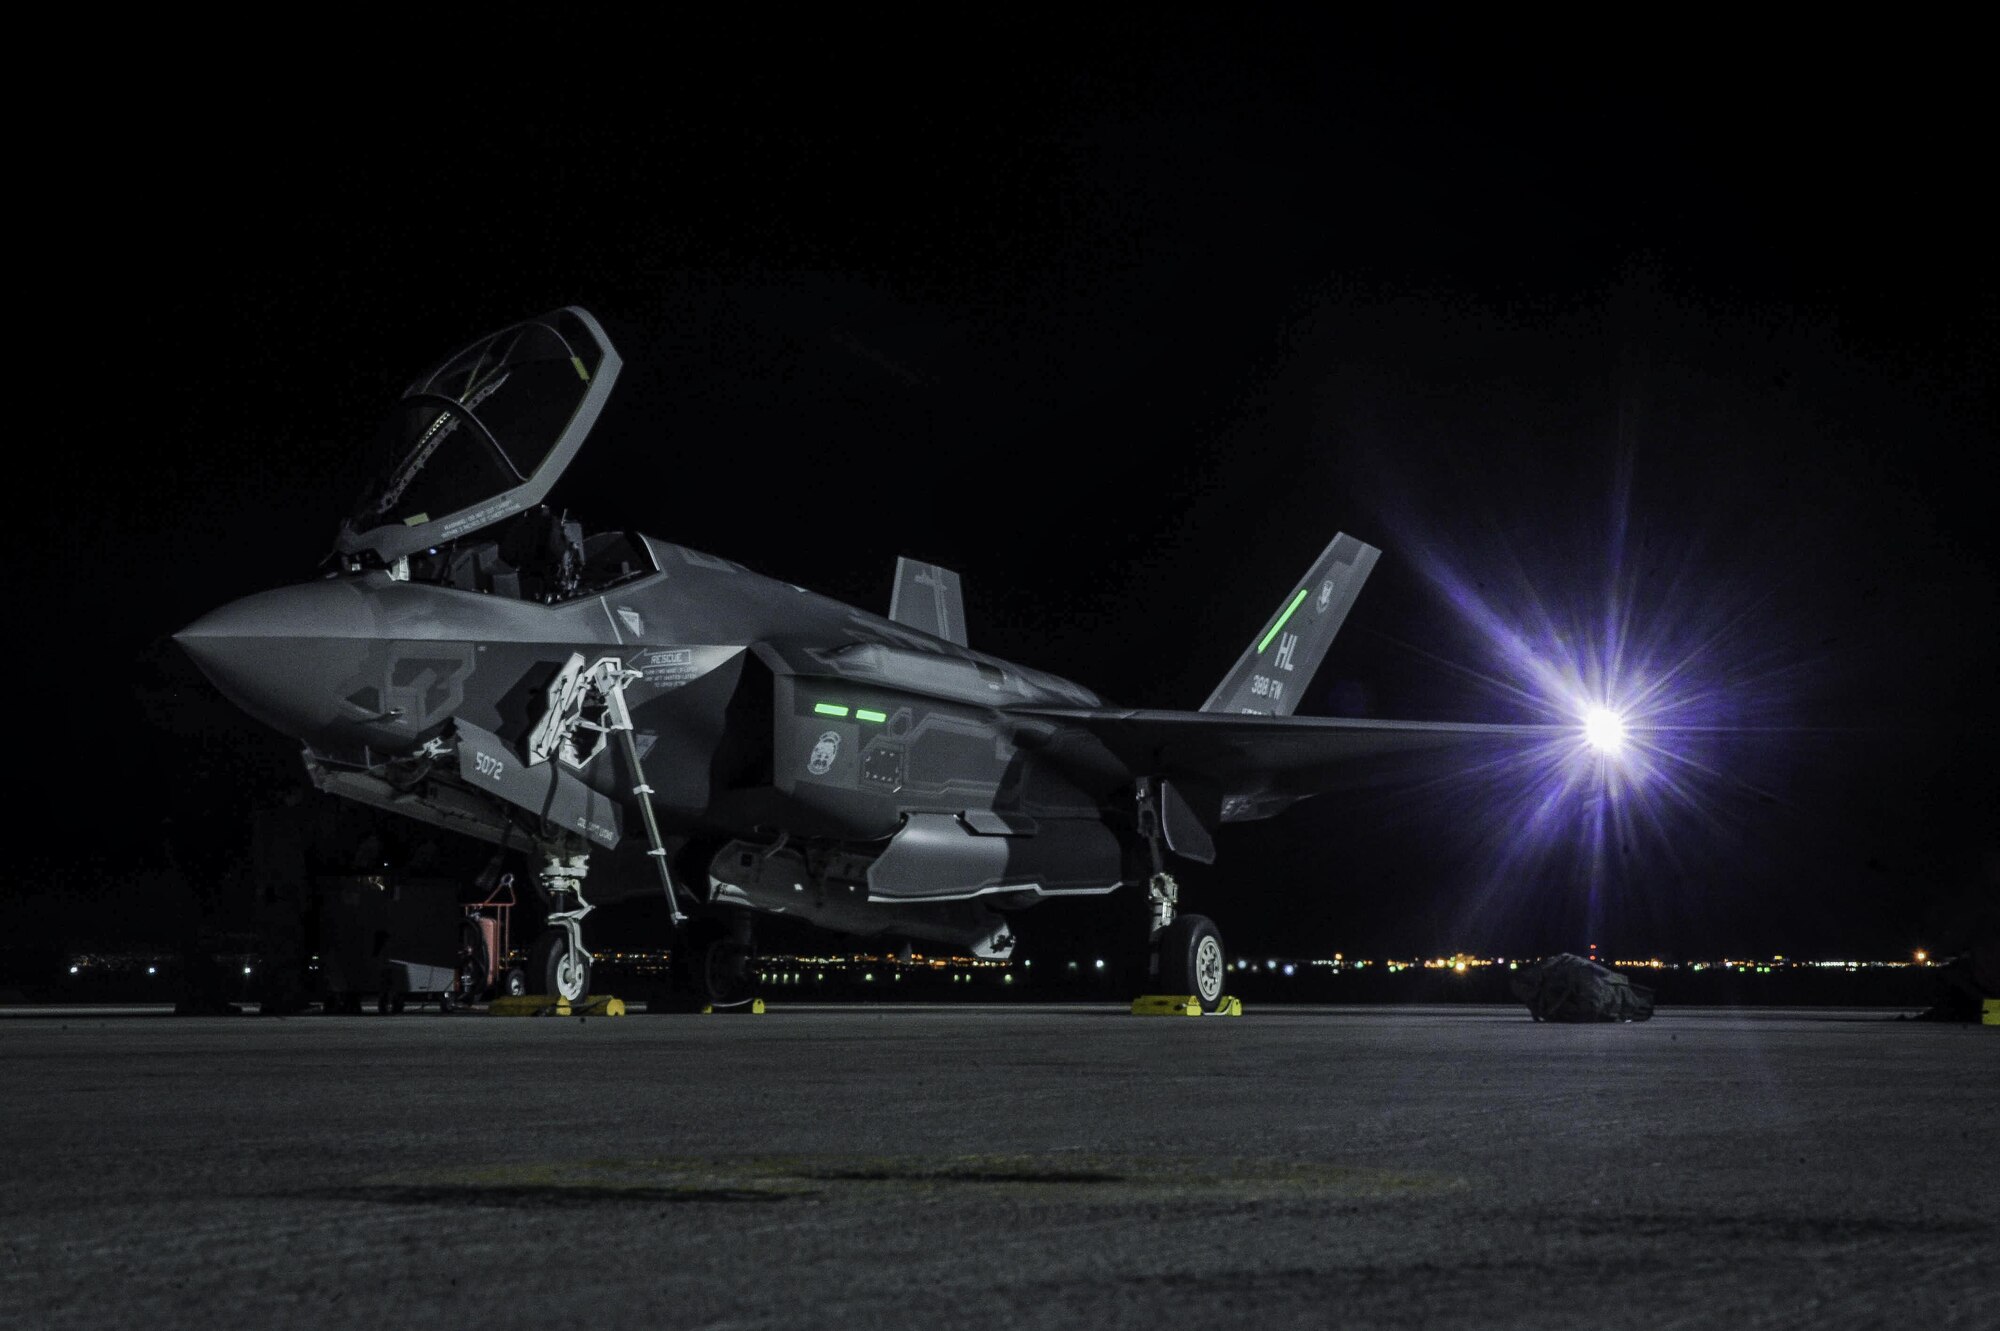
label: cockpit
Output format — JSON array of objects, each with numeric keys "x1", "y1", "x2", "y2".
[
  {"x1": 393, "y1": 505, "x2": 655, "y2": 602},
  {"x1": 331, "y1": 308, "x2": 656, "y2": 603}
]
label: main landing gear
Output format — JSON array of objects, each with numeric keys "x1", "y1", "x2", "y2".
[
  {"x1": 1139, "y1": 782, "x2": 1227, "y2": 1013},
  {"x1": 682, "y1": 913, "x2": 759, "y2": 1010},
  {"x1": 1148, "y1": 871, "x2": 1226, "y2": 1012}
]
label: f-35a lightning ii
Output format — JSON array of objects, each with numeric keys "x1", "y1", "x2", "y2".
[{"x1": 177, "y1": 308, "x2": 1539, "y2": 1011}]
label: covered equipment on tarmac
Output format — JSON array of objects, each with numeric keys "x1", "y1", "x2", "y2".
[
  {"x1": 316, "y1": 874, "x2": 463, "y2": 1008},
  {"x1": 1510, "y1": 953, "x2": 1655, "y2": 1022}
]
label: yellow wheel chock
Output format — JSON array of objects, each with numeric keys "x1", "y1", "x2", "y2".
[
  {"x1": 488, "y1": 994, "x2": 627, "y2": 1017},
  {"x1": 1130, "y1": 994, "x2": 1243, "y2": 1016}
]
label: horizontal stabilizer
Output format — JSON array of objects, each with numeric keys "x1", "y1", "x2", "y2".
[
  {"x1": 889, "y1": 557, "x2": 968, "y2": 647},
  {"x1": 1202, "y1": 533, "x2": 1378, "y2": 716}
]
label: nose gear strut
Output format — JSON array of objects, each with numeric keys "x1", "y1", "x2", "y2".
[{"x1": 533, "y1": 849, "x2": 596, "y2": 1001}]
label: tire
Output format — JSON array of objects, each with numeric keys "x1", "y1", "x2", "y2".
[
  {"x1": 1157, "y1": 914, "x2": 1226, "y2": 1013},
  {"x1": 677, "y1": 917, "x2": 758, "y2": 1008},
  {"x1": 699, "y1": 938, "x2": 757, "y2": 1008},
  {"x1": 530, "y1": 928, "x2": 591, "y2": 1002},
  {"x1": 455, "y1": 921, "x2": 490, "y2": 1003},
  {"x1": 502, "y1": 967, "x2": 529, "y2": 998}
]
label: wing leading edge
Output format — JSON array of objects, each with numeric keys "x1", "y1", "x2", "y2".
[{"x1": 1017, "y1": 706, "x2": 1553, "y2": 821}]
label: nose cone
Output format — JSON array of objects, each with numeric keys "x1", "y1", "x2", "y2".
[{"x1": 176, "y1": 581, "x2": 378, "y2": 742}]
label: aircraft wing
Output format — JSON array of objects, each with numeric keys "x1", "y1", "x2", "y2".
[{"x1": 1016, "y1": 706, "x2": 1554, "y2": 820}]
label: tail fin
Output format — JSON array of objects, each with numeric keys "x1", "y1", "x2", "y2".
[
  {"x1": 1200, "y1": 532, "x2": 1378, "y2": 715},
  {"x1": 888, "y1": 556, "x2": 968, "y2": 647}
]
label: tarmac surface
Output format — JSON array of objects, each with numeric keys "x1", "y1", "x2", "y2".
[{"x1": 4, "y1": 1003, "x2": 1995, "y2": 1328}]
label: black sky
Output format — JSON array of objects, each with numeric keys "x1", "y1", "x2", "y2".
[{"x1": 33, "y1": 25, "x2": 1995, "y2": 960}]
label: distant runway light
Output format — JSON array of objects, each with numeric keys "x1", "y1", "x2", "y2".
[{"x1": 1583, "y1": 705, "x2": 1627, "y2": 755}]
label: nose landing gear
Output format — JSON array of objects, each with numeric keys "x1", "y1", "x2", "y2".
[
  {"x1": 521, "y1": 652, "x2": 695, "y2": 1007},
  {"x1": 529, "y1": 849, "x2": 595, "y2": 1003}
]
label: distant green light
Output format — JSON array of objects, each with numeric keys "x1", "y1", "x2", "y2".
[
  {"x1": 1257, "y1": 588, "x2": 1311, "y2": 654},
  {"x1": 813, "y1": 703, "x2": 849, "y2": 717},
  {"x1": 855, "y1": 708, "x2": 888, "y2": 723}
]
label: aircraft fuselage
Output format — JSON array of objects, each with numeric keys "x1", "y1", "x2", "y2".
[{"x1": 179, "y1": 533, "x2": 1137, "y2": 955}]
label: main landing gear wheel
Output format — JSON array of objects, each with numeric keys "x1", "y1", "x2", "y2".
[
  {"x1": 680, "y1": 917, "x2": 757, "y2": 1009},
  {"x1": 699, "y1": 938, "x2": 757, "y2": 1009},
  {"x1": 1157, "y1": 913, "x2": 1226, "y2": 1013},
  {"x1": 530, "y1": 927, "x2": 592, "y2": 1002}
]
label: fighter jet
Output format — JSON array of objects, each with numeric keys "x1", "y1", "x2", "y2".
[{"x1": 177, "y1": 307, "x2": 1541, "y2": 1011}]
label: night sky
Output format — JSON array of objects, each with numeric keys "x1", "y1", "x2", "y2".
[{"x1": 37, "y1": 27, "x2": 1994, "y2": 964}]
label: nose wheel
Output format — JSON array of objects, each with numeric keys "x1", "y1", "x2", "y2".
[
  {"x1": 532, "y1": 849, "x2": 596, "y2": 1002},
  {"x1": 530, "y1": 927, "x2": 593, "y2": 1002}
]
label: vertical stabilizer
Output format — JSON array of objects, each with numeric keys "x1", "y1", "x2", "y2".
[
  {"x1": 1200, "y1": 533, "x2": 1378, "y2": 716},
  {"x1": 889, "y1": 557, "x2": 968, "y2": 647}
]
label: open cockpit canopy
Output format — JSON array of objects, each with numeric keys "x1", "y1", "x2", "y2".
[{"x1": 338, "y1": 307, "x2": 621, "y2": 564}]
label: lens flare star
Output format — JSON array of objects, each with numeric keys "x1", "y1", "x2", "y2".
[
  {"x1": 1353, "y1": 447, "x2": 1806, "y2": 949},
  {"x1": 1582, "y1": 705, "x2": 1627, "y2": 755}
]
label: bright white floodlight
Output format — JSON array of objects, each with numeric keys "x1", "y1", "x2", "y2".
[{"x1": 1583, "y1": 706, "x2": 1627, "y2": 755}]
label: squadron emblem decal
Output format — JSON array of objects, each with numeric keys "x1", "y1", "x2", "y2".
[{"x1": 807, "y1": 730, "x2": 841, "y2": 776}]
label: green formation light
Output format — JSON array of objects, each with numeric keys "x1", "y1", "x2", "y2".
[
  {"x1": 816, "y1": 702, "x2": 888, "y2": 723},
  {"x1": 1257, "y1": 588, "x2": 1310, "y2": 654}
]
